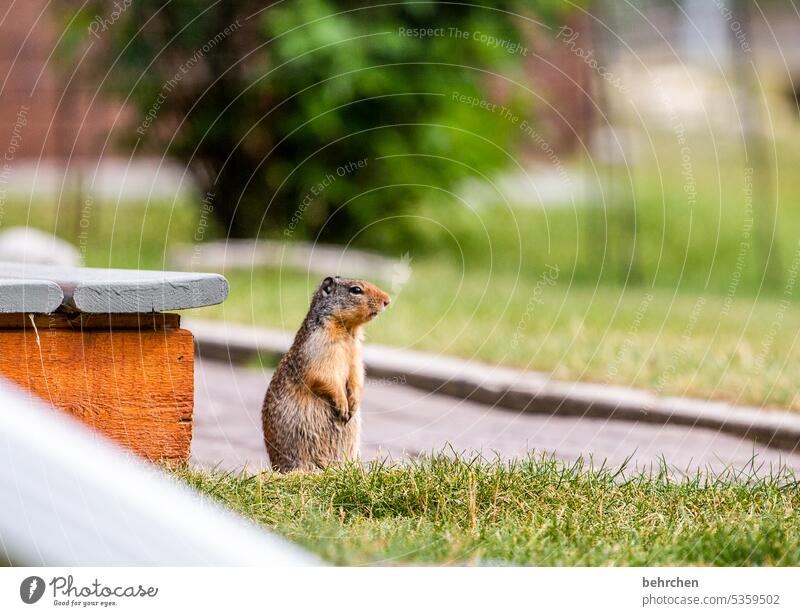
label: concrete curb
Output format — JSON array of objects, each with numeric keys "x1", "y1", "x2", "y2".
[{"x1": 185, "y1": 318, "x2": 800, "y2": 454}]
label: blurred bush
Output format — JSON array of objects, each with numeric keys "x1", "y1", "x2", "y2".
[{"x1": 59, "y1": 1, "x2": 571, "y2": 245}]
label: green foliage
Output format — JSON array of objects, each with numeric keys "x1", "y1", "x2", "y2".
[
  {"x1": 59, "y1": 0, "x2": 544, "y2": 240},
  {"x1": 178, "y1": 454, "x2": 800, "y2": 565}
]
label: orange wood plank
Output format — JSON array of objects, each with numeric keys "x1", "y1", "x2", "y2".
[{"x1": 0, "y1": 314, "x2": 193, "y2": 463}]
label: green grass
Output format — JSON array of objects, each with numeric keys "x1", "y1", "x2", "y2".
[
  {"x1": 177, "y1": 454, "x2": 800, "y2": 566},
  {"x1": 7, "y1": 187, "x2": 800, "y2": 411},
  {"x1": 193, "y1": 263, "x2": 800, "y2": 411},
  {"x1": 0, "y1": 196, "x2": 202, "y2": 269}
]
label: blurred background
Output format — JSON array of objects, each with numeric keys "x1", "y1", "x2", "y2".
[{"x1": 2, "y1": 0, "x2": 800, "y2": 411}]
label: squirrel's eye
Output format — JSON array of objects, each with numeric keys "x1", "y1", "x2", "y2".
[{"x1": 349, "y1": 286, "x2": 363, "y2": 295}]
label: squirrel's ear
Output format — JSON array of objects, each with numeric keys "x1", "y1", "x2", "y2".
[{"x1": 321, "y1": 276, "x2": 335, "y2": 295}]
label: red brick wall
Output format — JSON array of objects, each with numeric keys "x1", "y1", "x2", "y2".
[{"x1": 0, "y1": 0, "x2": 118, "y2": 161}]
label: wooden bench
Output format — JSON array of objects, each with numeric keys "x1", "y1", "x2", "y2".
[{"x1": 0, "y1": 262, "x2": 228, "y2": 463}]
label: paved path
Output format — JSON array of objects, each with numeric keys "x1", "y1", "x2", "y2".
[{"x1": 191, "y1": 358, "x2": 800, "y2": 475}]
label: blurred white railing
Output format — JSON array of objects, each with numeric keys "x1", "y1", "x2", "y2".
[{"x1": 0, "y1": 378, "x2": 318, "y2": 566}]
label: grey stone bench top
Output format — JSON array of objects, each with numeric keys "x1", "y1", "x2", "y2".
[
  {"x1": 0, "y1": 279, "x2": 64, "y2": 313},
  {"x1": 0, "y1": 262, "x2": 228, "y2": 314}
]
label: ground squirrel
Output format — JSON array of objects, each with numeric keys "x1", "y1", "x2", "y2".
[{"x1": 261, "y1": 276, "x2": 391, "y2": 472}]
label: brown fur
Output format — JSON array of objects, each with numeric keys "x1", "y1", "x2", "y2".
[{"x1": 261, "y1": 276, "x2": 391, "y2": 472}]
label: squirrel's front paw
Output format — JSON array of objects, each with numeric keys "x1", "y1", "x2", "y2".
[
  {"x1": 332, "y1": 401, "x2": 352, "y2": 423},
  {"x1": 346, "y1": 397, "x2": 359, "y2": 418}
]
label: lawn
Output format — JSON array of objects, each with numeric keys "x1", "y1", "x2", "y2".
[
  {"x1": 8, "y1": 187, "x2": 800, "y2": 411},
  {"x1": 178, "y1": 454, "x2": 800, "y2": 566},
  {"x1": 196, "y1": 264, "x2": 800, "y2": 411}
]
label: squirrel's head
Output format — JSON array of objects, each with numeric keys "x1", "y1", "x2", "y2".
[{"x1": 312, "y1": 276, "x2": 391, "y2": 329}]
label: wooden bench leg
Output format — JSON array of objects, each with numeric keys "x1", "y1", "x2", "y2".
[{"x1": 0, "y1": 313, "x2": 193, "y2": 463}]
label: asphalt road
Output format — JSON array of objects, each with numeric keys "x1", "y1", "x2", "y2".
[{"x1": 191, "y1": 358, "x2": 800, "y2": 475}]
